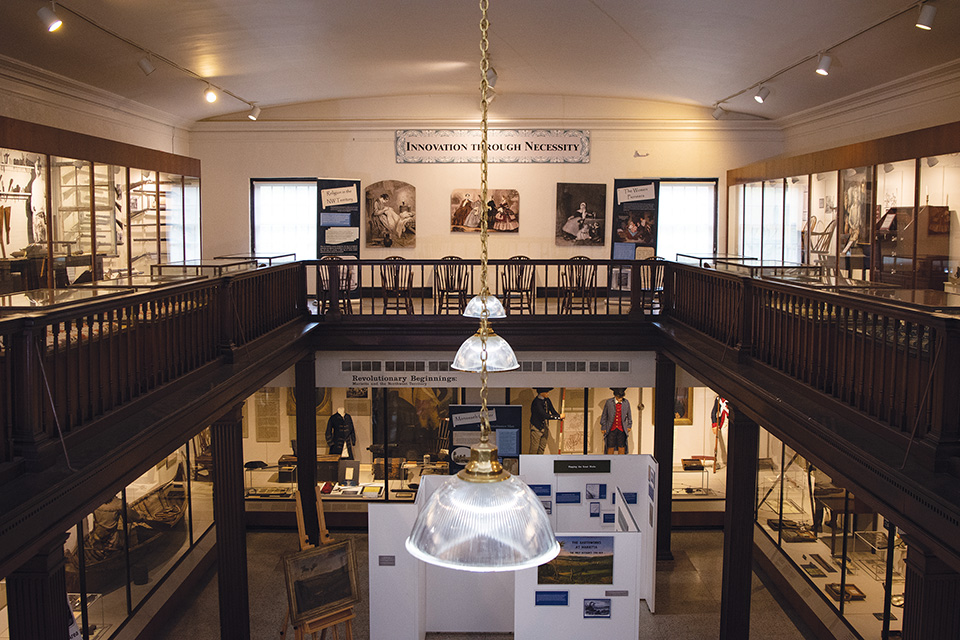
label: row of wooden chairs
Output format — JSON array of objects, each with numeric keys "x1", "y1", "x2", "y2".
[{"x1": 318, "y1": 256, "x2": 663, "y2": 315}]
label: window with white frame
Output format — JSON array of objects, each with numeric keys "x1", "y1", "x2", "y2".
[
  {"x1": 251, "y1": 180, "x2": 318, "y2": 260},
  {"x1": 656, "y1": 181, "x2": 717, "y2": 261}
]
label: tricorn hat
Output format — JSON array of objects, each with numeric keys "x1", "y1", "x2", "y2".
[
  {"x1": 610, "y1": 387, "x2": 626, "y2": 396},
  {"x1": 535, "y1": 387, "x2": 554, "y2": 394}
]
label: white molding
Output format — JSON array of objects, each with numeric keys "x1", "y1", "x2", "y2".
[
  {"x1": 0, "y1": 54, "x2": 191, "y2": 146},
  {"x1": 778, "y1": 58, "x2": 960, "y2": 151}
]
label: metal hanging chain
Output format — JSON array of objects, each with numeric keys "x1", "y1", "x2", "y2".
[{"x1": 478, "y1": 0, "x2": 491, "y2": 442}]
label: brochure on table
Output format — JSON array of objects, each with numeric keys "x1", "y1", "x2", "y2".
[{"x1": 514, "y1": 454, "x2": 658, "y2": 640}]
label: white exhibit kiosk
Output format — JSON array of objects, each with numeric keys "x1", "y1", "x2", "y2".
[{"x1": 368, "y1": 454, "x2": 658, "y2": 640}]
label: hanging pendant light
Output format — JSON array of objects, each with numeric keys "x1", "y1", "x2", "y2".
[{"x1": 406, "y1": 0, "x2": 558, "y2": 573}]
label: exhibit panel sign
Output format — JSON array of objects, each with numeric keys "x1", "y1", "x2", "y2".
[{"x1": 396, "y1": 129, "x2": 590, "y2": 163}]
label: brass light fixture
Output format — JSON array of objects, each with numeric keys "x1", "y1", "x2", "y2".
[{"x1": 405, "y1": 0, "x2": 558, "y2": 572}]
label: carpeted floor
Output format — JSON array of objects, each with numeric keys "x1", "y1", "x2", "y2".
[{"x1": 153, "y1": 528, "x2": 817, "y2": 639}]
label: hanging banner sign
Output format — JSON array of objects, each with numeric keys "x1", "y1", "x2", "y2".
[{"x1": 395, "y1": 129, "x2": 590, "y2": 163}]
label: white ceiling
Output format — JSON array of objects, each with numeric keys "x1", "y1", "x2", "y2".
[{"x1": 2, "y1": 0, "x2": 958, "y2": 125}]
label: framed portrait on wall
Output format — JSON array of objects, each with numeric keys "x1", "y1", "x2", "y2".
[
  {"x1": 450, "y1": 188, "x2": 519, "y2": 232},
  {"x1": 556, "y1": 182, "x2": 606, "y2": 246},
  {"x1": 365, "y1": 180, "x2": 416, "y2": 248},
  {"x1": 283, "y1": 540, "x2": 360, "y2": 624},
  {"x1": 653, "y1": 387, "x2": 693, "y2": 425}
]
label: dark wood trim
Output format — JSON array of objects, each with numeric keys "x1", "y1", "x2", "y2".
[
  {"x1": 0, "y1": 115, "x2": 200, "y2": 176},
  {"x1": 654, "y1": 353, "x2": 676, "y2": 561},
  {"x1": 728, "y1": 119, "x2": 960, "y2": 185}
]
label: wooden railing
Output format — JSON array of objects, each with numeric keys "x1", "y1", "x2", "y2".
[
  {"x1": 663, "y1": 263, "x2": 960, "y2": 468},
  {"x1": 307, "y1": 258, "x2": 662, "y2": 317},
  {"x1": 0, "y1": 262, "x2": 304, "y2": 469}
]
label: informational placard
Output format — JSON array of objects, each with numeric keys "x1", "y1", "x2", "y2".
[
  {"x1": 396, "y1": 129, "x2": 590, "y2": 163},
  {"x1": 318, "y1": 178, "x2": 361, "y2": 257},
  {"x1": 448, "y1": 404, "x2": 523, "y2": 473},
  {"x1": 611, "y1": 178, "x2": 659, "y2": 262}
]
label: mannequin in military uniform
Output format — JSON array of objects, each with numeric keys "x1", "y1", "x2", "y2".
[{"x1": 325, "y1": 407, "x2": 357, "y2": 459}]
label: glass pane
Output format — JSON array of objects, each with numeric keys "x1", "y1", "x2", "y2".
[
  {"x1": 189, "y1": 427, "x2": 214, "y2": 541},
  {"x1": 762, "y1": 180, "x2": 784, "y2": 261},
  {"x1": 129, "y1": 169, "x2": 159, "y2": 273},
  {"x1": 742, "y1": 182, "x2": 762, "y2": 258},
  {"x1": 875, "y1": 160, "x2": 916, "y2": 286},
  {"x1": 728, "y1": 184, "x2": 742, "y2": 256},
  {"x1": 52, "y1": 157, "x2": 93, "y2": 258},
  {"x1": 183, "y1": 177, "x2": 201, "y2": 261},
  {"x1": 75, "y1": 491, "x2": 129, "y2": 633},
  {"x1": 126, "y1": 450, "x2": 189, "y2": 609},
  {"x1": 0, "y1": 149, "x2": 46, "y2": 292},
  {"x1": 785, "y1": 176, "x2": 808, "y2": 263},
  {"x1": 252, "y1": 181, "x2": 318, "y2": 259},
  {"x1": 160, "y1": 173, "x2": 183, "y2": 263},
  {"x1": 918, "y1": 155, "x2": 955, "y2": 289},
  {"x1": 810, "y1": 171, "x2": 839, "y2": 267},
  {"x1": 97, "y1": 165, "x2": 127, "y2": 278},
  {"x1": 839, "y1": 167, "x2": 873, "y2": 279},
  {"x1": 657, "y1": 182, "x2": 716, "y2": 260}
]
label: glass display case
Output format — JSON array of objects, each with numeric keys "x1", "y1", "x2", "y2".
[
  {"x1": 742, "y1": 182, "x2": 763, "y2": 259},
  {"x1": 763, "y1": 179, "x2": 784, "y2": 262},
  {"x1": 96, "y1": 165, "x2": 127, "y2": 279},
  {"x1": 838, "y1": 166, "x2": 874, "y2": 280},
  {"x1": 918, "y1": 154, "x2": 958, "y2": 291},
  {"x1": 756, "y1": 427, "x2": 905, "y2": 639},
  {"x1": 150, "y1": 258, "x2": 258, "y2": 278},
  {"x1": 129, "y1": 168, "x2": 160, "y2": 275},
  {"x1": 809, "y1": 171, "x2": 839, "y2": 268},
  {"x1": 51, "y1": 157, "x2": 94, "y2": 261},
  {"x1": 784, "y1": 175, "x2": 808, "y2": 263},
  {"x1": 58, "y1": 443, "x2": 201, "y2": 640},
  {"x1": 159, "y1": 173, "x2": 183, "y2": 263},
  {"x1": 183, "y1": 177, "x2": 201, "y2": 262}
]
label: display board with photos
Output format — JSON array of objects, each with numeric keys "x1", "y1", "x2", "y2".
[{"x1": 611, "y1": 178, "x2": 659, "y2": 260}]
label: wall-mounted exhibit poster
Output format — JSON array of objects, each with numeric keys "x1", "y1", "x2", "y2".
[
  {"x1": 283, "y1": 540, "x2": 360, "y2": 624},
  {"x1": 255, "y1": 387, "x2": 281, "y2": 442},
  {"x1": 448, "y1": 404, "x2": 523, "y2": 474},
  {"x1": 538, "y1": 536, "x2": 614, "y2": 585},
  {"x1": 651, "y1": 386, "x2": 692, "y2": 426},
  {"x1": 556, "y1": 183, "x2": 606, "y2": 246},
  {"x1": 365, "y1": 180, "x2": 416, "y2": 248},
  {"x1": 612, "y1": 179, "x2": 659, "y2": 260},
  {"x1": 318, "y1": 179, "x2": 361, "y2": 257},
  {"x1": 583, "y1": 598, "x2": 612, "y2": 618},
  {"x1": 840, "y1": 167, "x2": 873, "y2": 252},
  {"x1": 450, "y1": 188, "x2": 519, "y2": 233}
]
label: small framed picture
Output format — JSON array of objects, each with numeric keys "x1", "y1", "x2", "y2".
[
  {"x1": 583, "y1": 598, "x2": 611, "y2": 618},
  {"x1": 590, "y1": 502, "x2": 601, "y2": 517}
]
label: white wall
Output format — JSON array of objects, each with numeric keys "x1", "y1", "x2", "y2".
[{"x1": 190, "y1": 94, "x2": 784, "y2": 259}]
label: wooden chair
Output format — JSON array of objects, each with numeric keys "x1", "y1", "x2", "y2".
[
  {"x1": 559, "y1": 256, "x2": 597, "y2": 314},
  {"x1": 433, "y1": 256, "x2": 470, "y2": 314},
  {"x1": 379, "y1": 256, "x2": 414, "y2": 314},
  {"x1": 808, "y1": 219, "x2": 836, "y2": 265},
  {"x1": 638, "y1": 258, "x2": 665, "y2": 313},
  {"x1": 500, "y1": 255, "x2": 535, "y2": 314},
  {"x1": 318, "y1": 256, "x2": 354, "y2": 315}
]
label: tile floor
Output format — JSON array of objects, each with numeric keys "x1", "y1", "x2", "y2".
[{"x1": 154, "y1": 528, "x2": 818, "y2": 640}]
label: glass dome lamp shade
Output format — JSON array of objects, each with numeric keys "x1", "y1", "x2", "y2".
[
  {"x1": 463, "y1": 293, "x2": 506, "y2": 319},
  {"x1": 451, "y1": 328, "x2": 519, "y2": 372},
  {"x1": 405, "y1": 441, "x2": 560, "y2": 572}
]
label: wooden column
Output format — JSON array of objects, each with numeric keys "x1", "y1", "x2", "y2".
[
  {"x1": 7, "y1": 535, "x2": 70, "y2": 640},
  {"x1": 719, "y1": 405, "x2": 759, "y2": 640},
  {"x1": 211, "y1": 404, "x2": 250, "y2": 640},
  {"x1": 653, "y1": 353, "x2": 676, "y2": 561},
  {"x1": 902, "y1": 541, "x2": 960, "y2": 639},
  {"x1": 296, "y1": 354, "x2": 319, "y2": 546}
]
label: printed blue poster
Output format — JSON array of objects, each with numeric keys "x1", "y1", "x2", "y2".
[
  {"x1": 535, "y1": 591, "x2": 569, "y2": 606},
  {"x1": 623, "y1": 492, "x2": 638, "y2": 504},
  {"x1": 529, "y1": 484, "x2": 552, "y2": 497},
  {"x1": 556, "y1": 492, "x2": 582, "y2": 504}
]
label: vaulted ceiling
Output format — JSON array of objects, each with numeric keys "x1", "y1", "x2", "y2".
[{"x1": 2, "y1": 0, "x2": 958, "y2": 125}]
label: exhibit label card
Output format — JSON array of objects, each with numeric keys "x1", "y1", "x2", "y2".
[
  {"x1": 529, "y1": 484, "x2": 552, "y2": 497},
  {"x1": 535, "y1": 591, "x2": 569, "y2": 606},
  {"x1": 554, "y1": 460, "x2": 611, "y2": 474},
  {"x1": 556, "y1": 492, "x2": 581, "y2": 504}
]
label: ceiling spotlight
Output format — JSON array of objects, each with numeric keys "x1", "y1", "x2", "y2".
[
  {"x1": 816, "y1": 53, "x2": 832, "y2": 76},
  {"x1": 486, "y1": 66, "x2": 498, "y2": 88},
  {"x1": 37, "y1": 3, "x2": 62, "y2": 32},
  {"x1": 712, "y1": 105, "x2": 725, "y2": 120},
  {"x1": 204, "y1": 86, "x2": 217, "y2": 103},
  {"x1": 916, "y1": 3, "x2": 936, "y2": 30},
  {"x1": 754, "y1": 86, "x2": 770, "y2": 104},
  {"x1": 137, "y1": 56, "x2": 156, "y2": 76},
  {"x1": 927, "y1": 156, "x2": 939, "y2": 167},
  {"x1": 883, "y1": 163, "x2": 895, "y2": 173},
  {"x1": 247, "y1": 104, "x2": 262, "y2": 121},
  {"x1": 484, "y1": 88, "x2": 497, "y2": 105}
]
